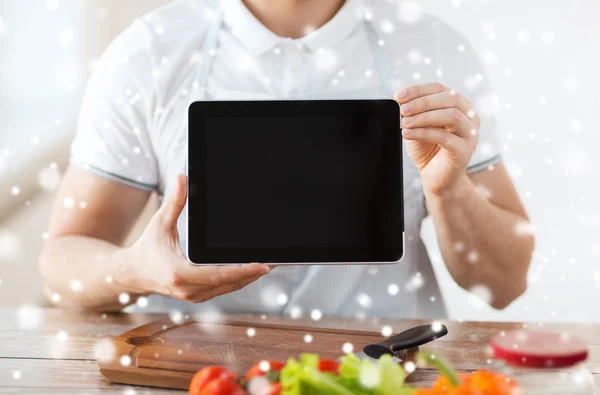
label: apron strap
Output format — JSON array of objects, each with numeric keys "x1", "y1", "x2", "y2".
[
  {"x1": 192, "y1": 8, "x2": 224, "y2": 101},
  {"x1": 364, "y1": 20, "x2": 396, "y2": 95}
]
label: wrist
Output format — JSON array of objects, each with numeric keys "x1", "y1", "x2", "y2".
[
  {"x1": 424, "y1": 173, "x2": 474, "y2": 203},
  {"x1": 112, "y1": 245, "x2": 146, "y2": 295}
]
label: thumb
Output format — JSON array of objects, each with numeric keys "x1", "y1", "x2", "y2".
[{"x1": 157, "y1": 174, "x2": 187, "y2": 230}]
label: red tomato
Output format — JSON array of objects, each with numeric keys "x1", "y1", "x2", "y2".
[
  {"x1": 198, "y1": 379, "x2": 247, "y2": 395},
  {"x1": 264, "y1": 382, "x2": 282, "y2": 395},
  {"x1": 244, "y1": 360, "x2": 285, "y2": 382},
  {"x1": 189, "y1": 366, "x2": 238, "y2": 395},
  {"x1": 318, "y1": 360, "x2": 340, "y2": 374}
]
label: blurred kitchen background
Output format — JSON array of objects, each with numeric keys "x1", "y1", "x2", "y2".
[{"x1": 0, "y1": 0, "x2": 599, "y2": 323}]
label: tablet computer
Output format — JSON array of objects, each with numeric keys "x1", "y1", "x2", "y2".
[{"x1": 186, "y1": 99, "x2": 404, "y2": 265}]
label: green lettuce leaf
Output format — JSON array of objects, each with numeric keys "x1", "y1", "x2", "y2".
[{"x1": 280, "y1": 353, "x2": 415, "y2": 395}]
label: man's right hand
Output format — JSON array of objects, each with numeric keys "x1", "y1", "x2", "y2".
[{"x1": 117, "y1": 174, "x2": 270, "y2": 304}]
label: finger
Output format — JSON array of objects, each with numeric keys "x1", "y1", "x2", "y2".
[
  {"x1": 400, "y1": 91, "x2": 473, "y2": 118},
  {"x1": 180, "y1": 262, "x2": 270, "y2": 286},
  {"x1": 394, "y1": 83, "x2": 450, "y2": 104},
  {"x1": 187, "y1": 274, "x2": 265, "y2": 303},
  {"x1": 402, "y1": 128, "x2": 466, "y2": 152},
  {"x1": 402, "y1": 108, "x2": 473, "y2": 139},
  {"x1": 156, "y1": 174, "x2": 187, "y2": 230}
]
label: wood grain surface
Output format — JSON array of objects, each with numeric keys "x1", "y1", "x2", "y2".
[{"x1": 2, "y1": 307, "x2": 600, "y2": 393}]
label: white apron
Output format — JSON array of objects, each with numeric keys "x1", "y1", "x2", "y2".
[{"x1": 137, "y1": 6, "x2": 447, "y2": 320}]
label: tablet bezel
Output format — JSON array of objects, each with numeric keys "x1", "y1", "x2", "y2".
[{"x1": 186, "y1": 99, "x2": 404, "y2": 266}]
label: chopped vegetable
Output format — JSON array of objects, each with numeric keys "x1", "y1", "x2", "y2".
[
  {"x1": 189, "y1": 366, "x2": 240, "y2": 395},
  {"x1": 280, "y1": 353, "x2": 414, "y2": 395},
  {"x1": 197, "y1": 379, "x2": 248, "y2": 395},
  {"x1": 413, "y1": 351, "x2": 521, "y2": 395},
  {"x1": 245, "y1": 360, "x2": 286, "y2": 382},
  {"x1": 318, "y1": 359, "x2": 341, "y2": 374}
]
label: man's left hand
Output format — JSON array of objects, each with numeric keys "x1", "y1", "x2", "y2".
[{"x1": 394, "y1": 83, "x2": 480, "y2": 198}]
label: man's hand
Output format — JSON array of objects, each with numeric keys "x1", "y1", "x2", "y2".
[
  {"x1": 119, "y1": 174, "x2": 270, "y2": 303},
  {"x1": 395, "y1": 83, "x2": 480, "y2": 198}
]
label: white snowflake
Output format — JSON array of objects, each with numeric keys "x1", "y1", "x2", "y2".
[
  {"x1": 356, "y1": 293, "x2": 372, "y2": 309},
  {"x1": 397, "y1": 1, "x2": 422, "y2": 24},
  {"x1": 388, "y1": 283, "x2": 399, "y2": 295},
  {"x1": 260, "y1": 284, "x2": 286, "y2": 309},
  {"x1": 137, "y1": 297, "x2": 148, "y2": 308},
  {"x1": 63, "y1": 197, "x2": 75, "y2": 208},
  {"x1": 247, "y1": 327, "x2": 256, "y2": 337},
  {"x1": 119, "y1": 293, "x2": 131, "y2": 305},
  {"x1": 120, "y1": 355, "x2": 132, "y2": 367},
  {"x1": 431, "y1": 321, "x2": 443, "y2": 333},
  {"x1": 304, "y1": 334, "x2": 313, "y2": 343},
  {"x1": 169, "y1": 310, "x2": 184, "y2": 324},
  {"x1": 289, "y1": 305, "x2": 302, "y2": 319},
  {"x1": 381, "y1": 20, "x2": 396, "y2": 34},
  {"x1": 381, "y1": 325, "x2": 393, "y2": 337},
  {"x1": 405, "y1": 272, "x2": 424, "y2": 292},
  {"x1": 69, "y1": 279, "x2": 83, "y2": 293},
  {"x1": 467, "y1": 251, "x2": 479, "y2": 263},
  {"x1": 12, "y1": 370, "x2": 21, "y2": 380},
  {"x1": 11, "y1": 186, "x2": 20, "y2": 196},
  {"x1": 342, "y1": 342, "x2": 354, "y2": 354},
  {"x1": 276, "y1": 293, "x2": 288, "y2": 306},
  {"x1": 56, "y1": 330, "x2": 68, "y2": 342},
  {"x1": 310, "y1": 309, "x2": 323, "y2": 321}
]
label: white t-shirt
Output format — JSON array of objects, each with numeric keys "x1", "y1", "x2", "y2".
[{"x1": 71, "y1": 0, "x2": 501, "y2": 319}]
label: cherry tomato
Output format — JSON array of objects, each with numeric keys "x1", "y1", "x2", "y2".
[
  {"x1": 198, "y1": 378, "x2": 247, "y2": 395},
  {"x1": 318, "y1": 359, "x2": 340, "y2": 374},
  {"x1": 244, "y1": 360, "x2": 285, "y2": 382},
  {"x1": 189, "y1": 366, "x2": 237, "y2": 395},
  {"x1": 264, "y1": 382, "x2": 282, "y2": 395}
]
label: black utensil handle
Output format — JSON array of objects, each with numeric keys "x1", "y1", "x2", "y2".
[
  {"x1": 387, "y1": 324, "x2": 448, "y2": 351},
  {"x1": 362, "y1": 324, "x2": 448, "y2": 359}
]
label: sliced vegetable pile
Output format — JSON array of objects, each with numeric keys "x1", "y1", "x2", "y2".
[{"x1": 188, "y1": 351, "x2": 520, "y2": 395}]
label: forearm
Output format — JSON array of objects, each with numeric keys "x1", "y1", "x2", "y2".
[
  {"x1": 39, "y1": 236, "x2": 141, "y2": 312},
  {"x1": 425, "y1": 174, "x2": 534, "y2": 309}
]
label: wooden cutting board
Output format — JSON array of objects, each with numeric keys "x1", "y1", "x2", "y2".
[{"x1": 98, "y1": 317, "x2": 418, "y2": 390}]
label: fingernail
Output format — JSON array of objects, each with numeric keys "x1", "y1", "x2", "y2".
[
  {"x1": 396, "y1": 89, "x2": 408, "y2": 100},
  {"x1": 401, "y1": 103, "x2": 412, "y2": 114},
  {"x1": 261, "y1": 265, "x2": 270, "y2": 274},
  {"x1": 402, "y1": 117, "x2": 413, "y2": 126},
  {"x1": 402, "y1": 129, "x2": 413, "y2": 136}
]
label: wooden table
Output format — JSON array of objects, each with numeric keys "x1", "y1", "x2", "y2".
[{"x1": 1, "y1": 307, "x2": 599, "y2": 393}]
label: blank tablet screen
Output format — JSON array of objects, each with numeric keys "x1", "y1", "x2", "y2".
[{"x1": 187, "y1": 100, "x2": 403, "y2": 264}]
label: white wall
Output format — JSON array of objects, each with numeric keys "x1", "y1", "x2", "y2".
[
  {"x1": 417, "y1": 0, "x2": 600, "y2": 322},
  {"x1": 1, "y1": 0, "x2": 599, "y2": 322}
]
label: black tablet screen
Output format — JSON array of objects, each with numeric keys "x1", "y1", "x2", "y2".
[{"x1": 188, "y1": 100, "x2": 403, "y2": 263}]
